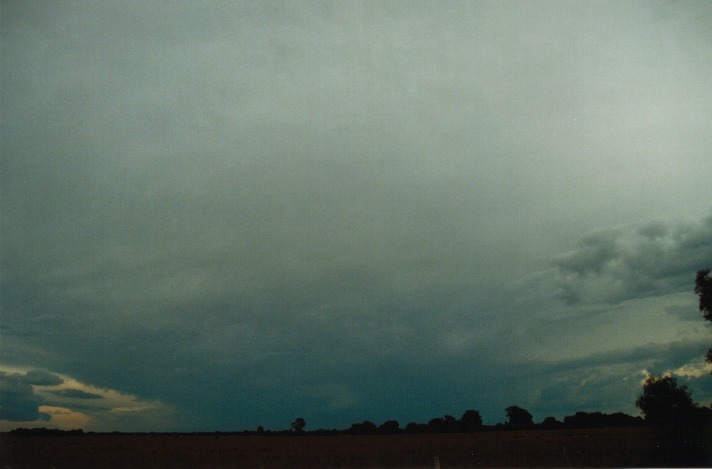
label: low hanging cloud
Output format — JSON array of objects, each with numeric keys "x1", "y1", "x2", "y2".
[
  {"x1": 0, "y1": 370, "x2": 61, "y2": 422},
  {"x1": 554, "y1": 215, "x2": 712, "y2": 305},
  {"x1": 20, "y1": 370, "x2": 64, "y2": 386},
  {"x1": 0, "y1": 368, "x2": 176, "y2": 431}
]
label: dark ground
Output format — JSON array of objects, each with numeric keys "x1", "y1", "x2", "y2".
[{"x1": 2, "y1": 426, "x2": 710, "y2": 468}]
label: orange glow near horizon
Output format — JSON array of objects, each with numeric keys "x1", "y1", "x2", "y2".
[{"x1": 38, "y1": 406, "x2": 91, "y2": 430}]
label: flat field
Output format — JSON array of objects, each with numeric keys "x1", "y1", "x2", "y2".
[{"x1": 2, "y1": 426, "x2": 710, "y2": 468}]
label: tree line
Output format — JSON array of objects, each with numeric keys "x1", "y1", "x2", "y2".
[
  {"x1": 327, "y1": 408, "x2": 645, "y2": 436},
  {"x1": 284, "y1": 392, "x2": 711, "y2": 436}
]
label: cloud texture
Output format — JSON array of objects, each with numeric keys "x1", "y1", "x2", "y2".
[
  {"x1": 556, "y1": 216, "x2": 712, "y2": 304},
  {"x1": 2, "y1": 1, "x2": 712, "y2": 431}
]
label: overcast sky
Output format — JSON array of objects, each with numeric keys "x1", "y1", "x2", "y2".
[{"x1": 2, "y1": 0, "x2": 712, "y2": 432}]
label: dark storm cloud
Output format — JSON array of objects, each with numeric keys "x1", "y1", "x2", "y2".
[
  {"x1": 0, "y1": 371, "x2": 60, "y2": 422},
  {"x1": 555, "y1": 216, "x2": 712, "y2": 305},
  {"x1": 20, "y1": 370, "x2": 64, "y2": 386}
]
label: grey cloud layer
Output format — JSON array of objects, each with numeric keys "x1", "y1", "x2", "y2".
[
  {"x1": 2, "y1": 1, "x2": 712, "y2": 430},
  {"x1": 555, "y1": 216, "x2": 712, "y2": 305}
]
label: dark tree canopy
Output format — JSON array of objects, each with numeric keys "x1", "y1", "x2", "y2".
[
  {"x1": 696, "y1": 268, "x2": 712, "y2": 321},
  {"x1": 562, "y1": 411, "x2": 641, "y2": 428},
  {"x1": 427, "y1": 415, "x2": 457, "y2": 433},
  {"x1": 695, "y1": 268, "x2": 712, "y2": 364},
  {"x1": 635, "y1": 375, "x2": 694, "y2": 426},
  {"x1": 348, "y1": 420, "x2": 377, "y2": 435},
  {"x1": 541, "y1": 416, "x2": 561, "y2": 429},
  {"x1": 505, "y1": 406, "x2": 533, "y2": 428},
  {"x1": 404, "y1": 421, "x2": 428, "y2": 433},
  {"x1": 377, "y1": 420, "x2": 400, "y2": 434},
  {"x1": 459, "y1": 409, "x2": 483, "y2": 432},
  {"x1": 290, "y1": 417, "x2": 306, "y2": 432}
]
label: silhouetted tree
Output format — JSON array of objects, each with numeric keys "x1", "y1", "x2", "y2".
[
  {"x1": 637, "y1": 374, "x2": 710, "y2": 465},
  {"x1": 348, "y1": 420, "x2": 377, "y2": 435},
  {"x1": 378, "y1": 420, "x2": 400, "y2": 434},
  {"x1": 540, "y1": 416, "x2": 560, "y2": 429},
  {"x1": 635, "y1": 375, "x2": 694, "y2": 426},
  {"x1": 562, "y1": 411, "x2": 641, "y2": 429},
  {"x1": 505, "y1": 406, "x2": 533, "y2": 428},
  {"x1": 443, "y1": 414, "x2": 457, "y2": 432},
  {"x1": 427, "y1": 417, "x2": 447, "y2": 433},
  {"x1": 694, "y1": 268, "x2": 712, "y2": 366},
  {"x1": 608, "y1": 412, "x2": 644, "y2": 427},
  {"x1": 290, "y1": 417, "x2": 306, "y2": 432},
  {"x1": 404, "y1": 421, "x2": 428, "y2": 433},
  {"x1": 459, "y1": 409, "x2": 483, "y2": 432},
  {"x1": 426, "y1": 415, "x2": 458, "y2": 433}
]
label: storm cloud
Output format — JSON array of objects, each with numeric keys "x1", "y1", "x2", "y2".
[
  {"x1": 2, "y1": 1, "x2": 712, "y2": 431},
  {"x1": 555, "y1": 216, "x2": 712, "y2": 305},
  {"x1": 0, "y1": 370, "x2": 62, "y2": 422}
]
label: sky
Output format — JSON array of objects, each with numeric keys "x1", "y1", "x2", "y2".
[{"x1": 1, "y1": 0, "x2": 712, "y2": 432}]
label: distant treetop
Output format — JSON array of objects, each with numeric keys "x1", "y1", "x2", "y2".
[{"x1": 694, "y1": 268, "x2": 712, "y2": 366}]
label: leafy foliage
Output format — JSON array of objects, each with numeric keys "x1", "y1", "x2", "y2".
[
  {"x1": 695, "y1": 268, "x2": 712, "y2": 365},
  {"x1": 377, "y1": 420, "x2": 400, "y2": 434},
  {"x1": 348, "y1": 420, "x2": 377, "y2": 435},
  {"x1": 695, "y1": 268, "x2": 712, "y2": 321},
  {"x1": 459, "y1": 409, "x2": 483, "y2": 432},
  {"x1": 505, "y1": 405, "x2": 533, "y2": 428},
  {"x1": 562, "y1": 411, "x2": 641, "y2": 428},
  {"x1": 290, "y1": 417, "x2": 306, "y2": 432},
  {"x1": 635, "y1": 375, "x2": 694, "y2": 426}
]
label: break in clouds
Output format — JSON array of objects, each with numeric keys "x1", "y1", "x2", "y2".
[{"x1": 2, "y1": 1, "x2": 712, "y2": 431}]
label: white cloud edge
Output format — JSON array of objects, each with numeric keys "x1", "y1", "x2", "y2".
[{"x1": 0, "y1": 366, "x2": 176, "y2": 431}]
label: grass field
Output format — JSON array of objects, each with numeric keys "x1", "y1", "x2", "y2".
[{"x1": 2, "y1": 426, "x2": 710, "y2": 468}]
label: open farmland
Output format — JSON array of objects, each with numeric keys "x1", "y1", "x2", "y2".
[{"x1": 2, "y1": 426, "x2": 710, "y2": 468}]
